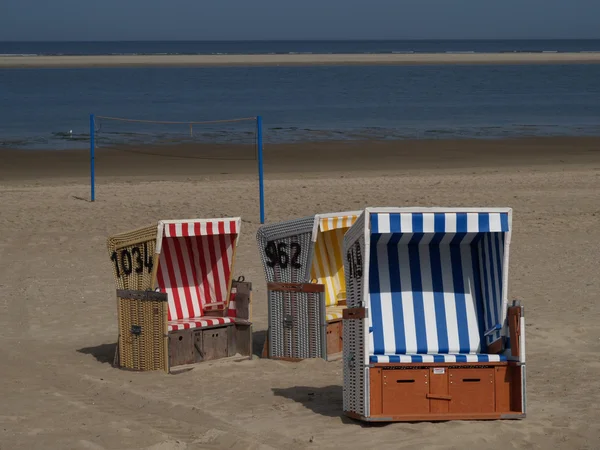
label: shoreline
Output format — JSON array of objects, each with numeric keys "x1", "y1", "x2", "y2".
[
  {"x1": 2, "y1": 136, "x2": 599, "y2": 183},
  {"x1": 3, "y1": 52, "x2": 600, "y2": 68}
]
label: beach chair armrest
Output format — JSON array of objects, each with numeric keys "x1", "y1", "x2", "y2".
[
  {"x1": 487, "y1": 336, "x2": 505, "y2": 354},
  {"x1": 508, "y1": 301, "x2": 524, "y2": 358},
  {"x1": 484, "y1": 323, "x2": 502, "y2": 337},
  {"x1": 231, "y1": 280, "x2": 252, "y2": 321},
  {"x1": 337, "y1": 299, "x2": 347, "y2": 306},
  {"x1": 203, "y1": 302, "x2": 227, "y2": 317},
  {"x1": 204, "y1": 302, "x2": 226, "y2": 312},
  {"x1": 343, "y1": 307, "x2": 367, "y2": 320}
]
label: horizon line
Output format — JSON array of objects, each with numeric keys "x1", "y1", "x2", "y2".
[{"x1": 2, "y1": 37, "x2": 600, "y2": 44}]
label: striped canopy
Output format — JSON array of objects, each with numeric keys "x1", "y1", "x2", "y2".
[
  {"x1": 311, "y1": 212, "x2": 360, "y2": 306},
  {"x1": 352, "y1": 208, "x2": 512, "y2": 359},
  {"x1": 154, "y1": 218, "x2": 240, "y2": 321}
]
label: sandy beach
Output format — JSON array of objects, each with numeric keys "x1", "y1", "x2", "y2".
[
  {"x1": 1, "y1": 137, "x2": 600, "y2": 449},
  {"x1": 2, "y1": 52, "x2": 600, "y2": 68}
]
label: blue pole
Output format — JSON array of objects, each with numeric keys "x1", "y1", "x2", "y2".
[
  {"x1": 257, "y1": 116, "x2": 265, "y2": 224},
  {"x1": 90, "y1": 114, "x2": 95, "y2": 202}
]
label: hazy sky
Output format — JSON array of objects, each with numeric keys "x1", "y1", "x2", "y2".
[{"x1": 1, "y1": 0, "x2": 598, "y2": 41}]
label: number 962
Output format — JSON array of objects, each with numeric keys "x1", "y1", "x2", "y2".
[{"x1": 264, "y1": 241, "x2": 302, "y2": 269}]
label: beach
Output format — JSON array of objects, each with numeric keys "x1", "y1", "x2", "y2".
[
  {"x1": 3, "y1": 52, "x2": 600, "y2": 68},
  {"x1": 1, "y1": 137, "x2": 600, "y2": 449}
]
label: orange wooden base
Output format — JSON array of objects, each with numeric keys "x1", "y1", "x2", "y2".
[
  {"x1": 350, "y1": 363, "x2": 524, "y2": 422},
  {"x1": 326, "y1": 320, "x2": 343, "y2": 355}
]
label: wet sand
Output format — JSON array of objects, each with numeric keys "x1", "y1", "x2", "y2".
[
  {"x1": 2, "y1": 136, "x2": 600, "y2": 184},
  {"x1": 2, "y1": 52, "x2": 600, "y2": 68},
  {"x1": 1, "y1": 137, "x2": 600, "y2": 449}
]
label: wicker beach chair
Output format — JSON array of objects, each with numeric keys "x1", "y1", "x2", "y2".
[
  {"x1": 256, "y1": 211, "x2": 359, "y2": 360},
  {"x1": 342, "y1": 207, "x2": 526, "y2": 421},
  {"x1": 108, "y1": 218, "x2": 252, "y2": 372}
]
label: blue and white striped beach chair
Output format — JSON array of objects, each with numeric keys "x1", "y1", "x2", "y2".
[{"x1": 342, "y1": 207, "x2": 526, "y2": 422}]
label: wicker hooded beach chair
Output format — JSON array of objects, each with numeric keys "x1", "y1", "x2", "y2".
[
  {"x1": 342, "y1": 207, "x2": 526, "y2": 421},
  {"x1": 108, "y1": 218, "x2": 252, "y2": 372},
  {"x1": 256, "y1": 211, "x2": 359, "y2": 360}
]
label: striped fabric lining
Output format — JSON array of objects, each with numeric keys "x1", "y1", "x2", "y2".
[
  {"x1": 318, "y1": 214, "x2": 358, "y2": 233},
  {"x1": 312, "y1": 227, "x2": 348, "y2": 307},
  {"x1": 168, "y1": 317, "x2": 233, "y2": 332},
  {"x1": 370, "y1": 353, "x2": 506, "y2": 363},
  {"x1": 368, "y1": 232, "x2": 488, "y2": 355},
  {"x1": 311, "y1": 214, "x2": 358, "y2": 307},
  {"x1": 479, "y1": 232, "x2": 505, "y2": 345},
  {"x1": 227, "y1": 286, "x2": 237, "y2": 318},
  {"x1": 163, "y1": 219, "x2": 238, "y2": 237},
  {"x1": 371, "y1": 212, "x2": 509, "y2": 234},
  {"x1": 156, "y1": 219, "x2": 238, "y2": 321},
  {"x1": 325, "y1": 305, "x2": 345, "y2": 322}
]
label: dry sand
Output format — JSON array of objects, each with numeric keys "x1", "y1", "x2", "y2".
[
  {"x1": 1, "y1": 137, "x2": 600, "y2": 449},
  {"x1": 2, "y1": 52, "x2": 600, "y2": 68}
]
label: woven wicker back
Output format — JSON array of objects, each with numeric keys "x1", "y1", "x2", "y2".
[
  {"x1": 107, "y1": 224, "x2": 158, "y2": 291},
  {"x1": 256, "y1": 216, "x2": 315, "y2": 284}
]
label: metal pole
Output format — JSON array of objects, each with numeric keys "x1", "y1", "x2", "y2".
[
  {"x1": 257, "y1": 116, "x2": 265, "y2": 224},
  {"x1": 90, "y1": 114, "x2": 95, "y2": 202}
]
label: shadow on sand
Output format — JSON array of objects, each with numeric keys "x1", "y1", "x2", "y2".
[
  {"x1": 77, "y1": 342, "x2": 117, "y2": 365},
  {"x1": 272, "y1": 385, "x2": 374, "y2": 425}
]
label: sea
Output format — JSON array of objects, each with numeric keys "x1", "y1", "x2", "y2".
[{"x1": 1, "y1": 39, "x2": 600, "y2": 150}]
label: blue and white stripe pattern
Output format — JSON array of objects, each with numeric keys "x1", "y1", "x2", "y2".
[
  {"x1": 367, "y1": 210, "x2": 510, "y2": 361},
  {"x1": 371, "y1": 211, "x2": 509, "y2": 235},
  {"x1": 370, "y1": 354, "x2": 505, "y2": 363}
]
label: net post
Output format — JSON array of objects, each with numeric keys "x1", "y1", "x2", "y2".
[
  {"x1": 90, "y1": 113, "x2": 95, "y2": 202},
  {"x1": 257, "y1": 115, "x2": 265, "y2": 224}
]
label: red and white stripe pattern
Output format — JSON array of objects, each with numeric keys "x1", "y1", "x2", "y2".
[
  {"x1": 168, "y1": 317, "x2": 233, "y2": 332},
  {"x1": 155, "y1": 218, "x2": 240, "y2": 322},
  {"x1": 227, "y1": 286, "x2": 237, "y2": 318},
  {"x1": 162, "y1": 219, "x2": 238, "y2": 238}
]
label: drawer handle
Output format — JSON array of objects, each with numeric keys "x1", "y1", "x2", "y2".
[
  {"x1": 426, "y1": 394, "x2": 452, "y2": 401},
  {"x1": 396, "y1": 379, "x2": 415, "y2": 383},
  {"x1": 463, "y1": 378, "x2": 481, "y2": 383}
]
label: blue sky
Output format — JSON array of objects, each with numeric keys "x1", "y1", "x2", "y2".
[{"x1": 1, "y1": 0, "x2": 598, "y2": 41}]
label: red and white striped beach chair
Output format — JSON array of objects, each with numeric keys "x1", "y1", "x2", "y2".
[{"x1": 109, "y1": 217, "x2": 252, "y2": 372}]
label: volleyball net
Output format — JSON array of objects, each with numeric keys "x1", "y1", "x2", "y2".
[{"x1": 89, "y1": 114, "x2": 265, "y2": 223}]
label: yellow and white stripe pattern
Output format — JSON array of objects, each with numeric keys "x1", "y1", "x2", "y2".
[
  {"x1": 310, "y1": 213, "x2": 359, "y2": 307},
  {"x1": 325, "y1": 305, "x2": 346, "y2": 322}
]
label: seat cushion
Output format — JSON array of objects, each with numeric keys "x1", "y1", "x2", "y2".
[
  {"x1": 369, "y1": 353, "x2": 506, "y2": 363},
  {"x1": 325, "y1": 305, "x2": 346, "y2": 322},
  {"x1": 168, "y1": 317, "x2": 233, "y2": 332}
]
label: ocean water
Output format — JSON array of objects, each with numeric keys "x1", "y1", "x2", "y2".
[{"x1": 1, "y1": 40, "x2": 600, "y2": 149}]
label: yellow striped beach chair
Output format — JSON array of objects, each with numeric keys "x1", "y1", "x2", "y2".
[{"x1": 257, "y1": 211, "x2": 360, "y2": 360}]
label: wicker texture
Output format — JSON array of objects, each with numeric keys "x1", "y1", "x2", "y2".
[
  {"x1": 107, "y1": 224, "x2": 158, "y2": 291},
  {"x1": 343, "y1": 315, "x2": 366, "y2": 416},
  {"x1": 116, "y1": 290, "x2": 168, "y2": 372},
  {"x1": 343, "y1": 213, "x2": 367, "y2": 416},
  {"x1": 268, "y1": 288, "x2": 325, "y2": 359},
  {"x1": 256, "y1": 216, "x2": 315, "y2": 284}
]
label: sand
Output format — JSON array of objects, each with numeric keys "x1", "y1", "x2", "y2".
[
  {"x1": 2, "y1": 52, "x2": 600, "y2": 68},
  {"x1": 1, "y1": 137, "x2": 600, "y2": 449}
]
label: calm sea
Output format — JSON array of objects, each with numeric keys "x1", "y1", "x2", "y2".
[{"x1": 1, "y1": 40, "x2": 600, "y2": 149}]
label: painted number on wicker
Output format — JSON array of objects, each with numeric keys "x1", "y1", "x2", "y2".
[
  {"x1": 110, "y1": 242, "x2": 154, "y2": 278},
  {"x1": 265, "y1": 241, "x2": 302, "y2": 269},
  {"x1": 347, "y1": 243, "x2": 363, "y2": 279}
]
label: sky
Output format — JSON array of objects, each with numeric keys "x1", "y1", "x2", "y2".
[{"x1": 1, "y1": 0, "x2": 598, "y2": 41}]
